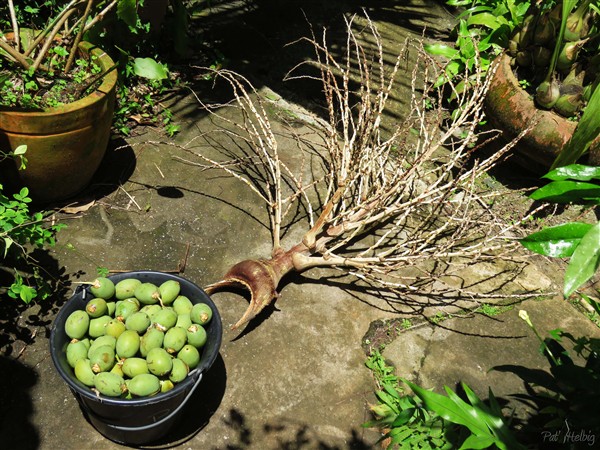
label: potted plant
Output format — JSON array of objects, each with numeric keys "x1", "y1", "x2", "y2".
[
  {"x1": 0, "y1": 0, "x2": 134, "y2": 203},
  {"x1": 428, "y1": 0, "x2": 600, "y2": 172}
]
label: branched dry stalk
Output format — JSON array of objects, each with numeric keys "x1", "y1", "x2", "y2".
[{"x1": 170, "y1": 15, "x2": 544, "y2": 329}]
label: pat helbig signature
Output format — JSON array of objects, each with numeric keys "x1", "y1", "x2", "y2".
[{"x1": 541, "y1": 420, "x2": 596, "y2": 447}]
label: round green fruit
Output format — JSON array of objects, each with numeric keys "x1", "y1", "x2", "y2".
[
  {"x1": 173, "y1": 296, "x2": 193, "y2": 316},
  {"x1": 128, "y1": 373, "x2": 161, "y2": 397},
  {"x1": 187, "y1": 324, "x2": 207, "y2": 348},
  {"x1": 164, "y1": 326, "x2": 188, "y2": 354},
  {"x1": 65, "y1": 310, "x2": 90, "y2": 340},
  {"x1": 95, "y1": 372, "x2": 126, "y2": 397},
  {"x1": 85, "y1": 298, "x2": 108, "y2": 318},
  {"x1": 146, "y1": 347, "x2": 173, "y2": 377},
  {"x1": 169, "y1": 357, "x2": 189, "y2": 383},
  {"x1": 177, "y1": 344, "x2": 200, "y2": 370},
  {"x1": 134, "y1": 282, "x2": 160, "y2": 305},
  {"x1": 90, "y1": 277, "x2": 116, "y2": 300},
  {"x1": 66, "y1": 340, "x2": 89, "y2": 368},
  {"x1": 190, "y1": 303, "x2": 212, "y2": 326},
  {"x1": 116, "y1": 330, "x2": 140, "y2": 358},
  {"x1": 159, "y1": 280, "x2": 180, "y2": 305},
  {"x1": 115, "y1": 278, "x2": 142, "y2": 300},
  {"x1": 125, "y1": 311, "x2": 151, "y2": 334},
  {"x1": 122, "y1": 357, "x2": 150, "y2": 378},
  {"x1": 74, "y1": 358, "x2": 95, "y2": 387}
]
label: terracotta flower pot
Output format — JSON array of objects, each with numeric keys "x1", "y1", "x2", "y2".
[
  {"x1": 484, "y1": 53, "x2": 600, "y2": 172},
  {"x1": 0, "y1": 40, "x2": 117, "y2": 204}
]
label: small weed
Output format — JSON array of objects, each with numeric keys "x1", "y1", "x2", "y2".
[
  {"x1": 430, "y1": 312, "x2": 447, "y2": 324},
  {"x1": 400, "y1": 318, "x2": 412, "y2": 329},
  {"x1": 476, "y1": 303, "x2": 513, "y2": 317}
]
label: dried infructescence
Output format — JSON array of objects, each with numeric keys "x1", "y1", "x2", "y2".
[{"x1": 174, "y1": 15, "x2": 542, "y2": 330}]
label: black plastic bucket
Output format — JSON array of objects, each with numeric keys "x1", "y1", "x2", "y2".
[{"x1": 50, "y1": 271, "x2": 223, "y2": 446}]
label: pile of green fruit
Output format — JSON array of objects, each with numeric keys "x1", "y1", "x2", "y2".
[{"x1": 63, "y1": 277, "x2": 212, "y2": 398}]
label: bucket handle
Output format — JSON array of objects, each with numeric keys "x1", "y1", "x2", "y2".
[{"x1": 83, "y1": 370, "x2": 203, "y2": 433}]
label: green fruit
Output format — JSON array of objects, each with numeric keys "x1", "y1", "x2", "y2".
[
  {"x1": 88, "y1": 315, "x2": 112, "y2": 338},
  {"x1": 66, "y1": 340, "x2": 89, "y2": 368},
  {"x1": 111, "y1": 361, "x2": 124, "y2": 377},
  {"x1": 79, "y1": 338, "x2": 91, "y2": 351},
  {"x1": 116, "y1": 330, "x2": 141, "y2": 358},
  {"x1": 190, "y1": 303, "x2": 212, "y2": 325},
  {"x1": 88, "y1": 335, "x2": 116, "y2": 356},
  {"x1": 122, "y1": 357, "x2": 150, "y2": 378},
  {"x1": 65, "y1": 310, "x2": 90, "y2": 340},
  {"x1": 159, "y1": 280, "x2": 181, "y2": 305},
  {"x1": 175, "y1": 313, "x2": 192, "y2": 330},
  {"x1": 125, "y1": 311, "x2": 151, "y2": 334},
  {"x1": 105, "y1": 318, "x2": 127, "y2": 339},
  {"x1": 85, "y1": 297, "x2": 108, "y2": 318},
  {"x1": 140, "y1": 304, "x2": 162, "y2": 320},
  {"x1": 161, "y1": 379, "x2": 175, "y2": 393},
  {"x1": 134, "y1": 282, "x2": 160, "y2": 305},
  {"x1": 115, "y1": 278, "x2": 142, "y2": 300},
  {"x1": 74, "y1": 358, "x2": 95, "y2": 387},
  {"x1": 173, "y1": 296, "x2": 193, "y2": 315},
  {"x1": 89, "y1": 344, "x2": 116, "y2": 373},
  {"x1": 146, "y1": 347, "x2": 173, "y2": 377},
  {"x1": 115, "y1": 298, "x2": 140, "y2": 321},
  {"x1": 89, "y1": 277, "x2": 116, "y2": 300},
  {"x1": 94, "y1": 372, "x2": 126, "y2": 397},
  {"x1": 106, "y1": 301, "x2": 117, "y2": 317},
  {"x1": 128, "y1": 373, "x2": 161, "y2": 397},
  {"x1": 177, "y1": 344, "x2": 200, "y2": 370},
  {"x1": 169, "y1": 357, "x2": 189, "y2": 383},
  {"x1": 152, "y1": 308, "x2": 178, "y2": 332},
  {"x1": 140, "y1": 328, "x2": 164, "y2": 357},
  {"x1": 186, "y1": 324, "x2": 207, "y2": 349},
  {"x1": 164, "y1": 327, "x2": 188, "y2": 354}
]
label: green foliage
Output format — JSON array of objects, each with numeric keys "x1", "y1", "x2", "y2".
[
  {"x1": 0, "y1": 147, "x2": 65, "y2": 303},
  {"x1": 405, "y1": 381, "x2": 525, "y2": 450},
  {"x1": 0, "y1": 0, "x2": 187, "y2": 135},
  {"x1": 364, "y1": 350, "x2": 525, "y2": 449},
  {"x1": 364, "y1": 350, "x2": 454, "y2": 449},
  {"x1": 426, "y1": 0, "x2": 531, "y2": 94},
  {"x1": 365, "y1": 315, "x2": 599, "y2": 448},
  {"x1": 520, "y1": 164, "x2": 600, "y2": 298}
]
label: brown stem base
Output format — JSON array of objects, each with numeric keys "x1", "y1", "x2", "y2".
[{"x1": 204, "y1": 244, "x2": 307, "y2": 329}]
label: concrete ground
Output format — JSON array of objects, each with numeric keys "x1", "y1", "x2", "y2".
[{"x1": 2, "y1": 1, "x2": 600, "y2": 449}]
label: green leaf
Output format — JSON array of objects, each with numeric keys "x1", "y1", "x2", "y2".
[
  {"x1": 544, "y1": 164, "x2": 600, "y2": 182},
  {"x1": 466, "y1": 12, "x2": 507, "y2": 30},
  {"x1": 3, "y1": 236, "x2": 13, "y2": 257},
  {"x1": 424, "y1": 43, "x2": 459, "y2": 59},
  {"x1": 459, "y1": 434, "x2": 495, "y2": 449},
  {"x1": 552, "y1": 81, "x2": 600, "y2": 169},
  {"x1": 20, "y1": 285, "x2": 36, "y2": 303},
  {"x1": 564, "y1": 221, "x2": 600, "y2": 298},
  {"x1": 519, "y1": 222, "x2": 593, "y2": 257},
  {"x1": 529, "y1": 180, "x2": 600, "y2": 203},
  {"x1": 132, "y1": 58, "x2": 168, "y2": 80},
  {"x1": 117, "y1": 0, "x2": 138, "y2": 27},
  {"x1": 13, "y1": 145, "x2": 27, "y2": 156},
  {"x1": 403, "y1": 380, "x2": 489, "y2": 434}
]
